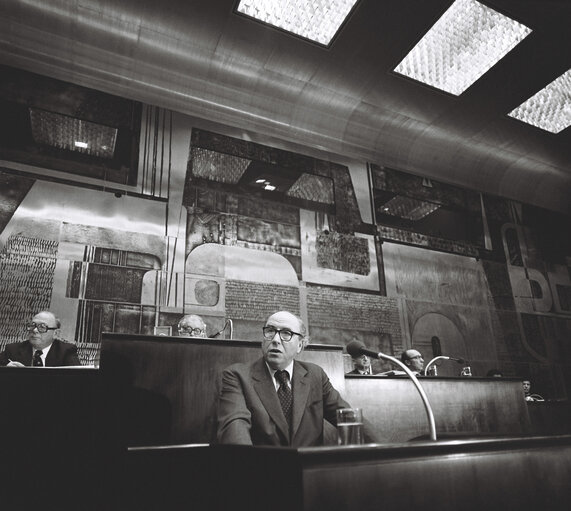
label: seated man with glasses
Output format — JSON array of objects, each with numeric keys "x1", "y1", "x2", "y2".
[
  {"x1": 216, "y1": 310, "x2": 374, "y2": 446},
  {"x1": 177, "y1": 314, "x2": 208, "y2": 338},
  {"x1": 379, "y1": 349, "x2": 425, "y2": 376},
  {"x1": 0, "y1": 311, "x2": 80, "y2": 367}
]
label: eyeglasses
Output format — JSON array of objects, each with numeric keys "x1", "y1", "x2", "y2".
[
  {"x1": 178, "y1": 326, "x2": 205, "y2": 336},
  {"x1": 26, "y1": 323, "x2": 57, "y2": 333},
  {"x1": 262, "y1": 326, "x2": 302, "y2": 342}
]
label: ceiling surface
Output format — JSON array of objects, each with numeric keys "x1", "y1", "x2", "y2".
[{"x1": 1, "y1": 0, "x2": 570, "y2": 214}]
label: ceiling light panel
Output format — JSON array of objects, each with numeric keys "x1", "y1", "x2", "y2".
[
  {"x1": 380, "y1": 195, "x2": 440, "y2": 221},
  {"x1": 29, "y1": 109, "x2": 117, "y2": 159},
  {"x1": 236, "y1": 0, "x2": 359, "y2": 46},
  {"x1": 508, "y1": 69, "x2": 571, "y2": 134},
  {"x1": 394, "y1": 0, "x2": 532, "y2": 95}
]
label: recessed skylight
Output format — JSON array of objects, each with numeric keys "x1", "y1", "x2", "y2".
[
  {"x1": 380, "y1": 196, "x2": 441, "y2": 221},
  {"x1": 508, "y1": 69, "x2": 571, "y2": 134},
  {"x1": 394, "y1": 0, "x2": 532, "y2": 95},
  {"x1": 29, "y1": 109, "x2": 117, "y2": 158},
  {"x1": 235, "y1": 0, "x2": 360, "y2": 47}
]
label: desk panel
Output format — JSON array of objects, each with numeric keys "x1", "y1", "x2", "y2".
[{"x1": 343, "y1": 375, "x2": 531, "y2": 442}]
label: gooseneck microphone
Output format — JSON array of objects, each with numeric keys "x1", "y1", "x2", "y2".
[
  {"x1": 346, "y1": 341, "x2": 437, "y2": 441},
  {"x1": 209, "y1": 319, "x2": 233, "y2": 339},
  {"x1": 424, "y1": 356, "x2": 466, "y2": 376},
  {"x1": 346, "y1": 341, "x2": 382, "y2": 359}
]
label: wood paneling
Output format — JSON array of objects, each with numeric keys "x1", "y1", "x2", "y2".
[
  {"x1": 100, "y1": 333, "x2": 345, "y2": 446},
  {"x1": 343, "y1": 375, "x2": 532, "y2": 442},
  {"x1": 126, "y1": 436, "x2": 571, "y2": 511}
]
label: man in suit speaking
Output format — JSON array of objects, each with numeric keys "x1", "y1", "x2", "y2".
[
  {"x1": 216, "y1": 310, "x2": 372, "y2": 447},
  {"x1": 0, "y1": 311, "x2": 80, "y2": 367}
]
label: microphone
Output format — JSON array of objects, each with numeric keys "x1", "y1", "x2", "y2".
[
  {"x1": 209, "y1": 319, "x2": 233, "y2": 339},
  {"x1": 424, "y1": 356, "x2": 467, "y2": 376},
  {"x1": 346, "y1": 340, "x2": 382, "y2": 359},
  {"x1": 346, "y1": 340, "x2": 437, "y2": 441}
]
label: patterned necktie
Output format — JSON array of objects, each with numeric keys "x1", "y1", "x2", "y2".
[
  {"x1": 275, "y1": 370, "x2": 293, "y2": 428},
  {"x1": 33, "y1": 350, "x2": 43, "y2": 366}
]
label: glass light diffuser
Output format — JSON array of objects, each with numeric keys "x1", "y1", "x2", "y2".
[
  {"x1": 29, "y1": 109, "x2": 117, "y2": 159},
  {"x1": 394, "y1": 0, "x2": 532, "y2": 95},
  {"x1": 236, "y1": 0, "x2": 359, "y2": 46},
  {"x1": 508, "y1": 69, "x2": 571, "y2": 134},
  {"x1": 380, "y1": 195, "x2": 440, "y2": 221}
]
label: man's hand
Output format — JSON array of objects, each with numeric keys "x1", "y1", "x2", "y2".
[{"x1": 7, "y1": 360, "x2": 25, "y2": 367}]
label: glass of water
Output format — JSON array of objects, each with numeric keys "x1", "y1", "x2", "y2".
[{"x1": 336, "y1": 408, "x2": 363, "y2": 445}]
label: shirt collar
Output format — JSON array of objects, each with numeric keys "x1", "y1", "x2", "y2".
[
  {"x1": 33, "y1": 342, "x2": 53, "y2": 364},
  {"x1": 266, "y1": 360, "x2": 294, "y2": 390}
]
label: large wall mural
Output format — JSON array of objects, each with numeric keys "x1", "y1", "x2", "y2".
[{"x1": 0, "y1": 71, "x2": 570, "y2": 400}]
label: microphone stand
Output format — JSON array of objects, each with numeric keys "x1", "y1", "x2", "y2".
[
  {"x1": 424, "y1": 356, "x2": 451, "y2": 376},
  {"x1": 210, "y1": 318, "x2": 233, "y2": 339},
  {"x1": 381, "y1": 353, "x2": 437, "y2": 442}
]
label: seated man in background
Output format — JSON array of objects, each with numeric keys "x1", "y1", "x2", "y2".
[
  {"x1": 347, "y1": 353, "x2": 373, "y2": 375},
  {"x1": 0, "y1": 311, "x2": 80, "y2": 367},
  {"x1": 523, "y1": 379, "x2": 544, "y2": 402},
  {"x1": 380, "y1": 349, "x2": 425, "y2": 376},
  {"x1": 177, "y1": 314, "x2": 207, "y2": 338},
  {"x1": 216, "y1": 310, "x2": 376, "y2": 446}
]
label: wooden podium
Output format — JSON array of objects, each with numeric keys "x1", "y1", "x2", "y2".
[{"x1": 100, "y1": 333, "x2": 345, "y2": 446}]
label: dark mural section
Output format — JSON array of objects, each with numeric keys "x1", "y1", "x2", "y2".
[
  {"x1": 187, "y1": 129, "x2": 362, "y2": 233},
  {"x1": 372, "y1": 164, "x2": 484, "y2": 257},
  {"x1": 0, "y1": 65, "x2": 141, "y2": 185},
  {"x1": 372, "y1": 164, "x2": 571, "y2": 397},
  {"x1": 480, "y1": 197, "x2": 571, "y2": 399}
]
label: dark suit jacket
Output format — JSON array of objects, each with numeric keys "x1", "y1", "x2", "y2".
[
  {"x1": 0, "y1": 339, "x2": 81, "y2": 367},
  {"x1": 216, "y1": 358, "x2": 351, "y2": 447}
]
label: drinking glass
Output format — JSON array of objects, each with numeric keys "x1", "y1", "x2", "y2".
[{"x1": 336, "y1": 408, "x2": 363, "y2": 445}]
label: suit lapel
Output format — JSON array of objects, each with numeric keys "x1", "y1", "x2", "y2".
[
  {"x1": 251, "y1": 359, "x2": 290, "y2": 441},
  {"x1": 291, "y1": 361, "x2": 310, "y2": 439},
  {"x1": 17, "y1": 341, "x2": 33, "y2": 366},
  {"x1": 45, "y1": 340, "x2": 59, "y2": 366}
]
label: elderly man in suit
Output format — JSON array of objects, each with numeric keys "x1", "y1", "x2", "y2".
[
  {"x1": 177, "y1": 314, "x2": 208, "y2": 338},
  {"x1": 0, "y1": 311, "x2": 80, "y2": 367},
  {"x1": 216, "y1": 310, "x2": 372, "y2": 447},
  {"x1": 347, "y1": 353, "x2": 373, "y2": 375}
]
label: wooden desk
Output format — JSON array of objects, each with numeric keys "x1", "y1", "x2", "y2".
[
  {"x1": 0, "y1": 367, "x2": 120, "y2": 511},
  {"x1": 101, "y1": 334, "x2": 536, "y2": 446},
  {"x1": 100, "y1": 333, "x2": 345, "y2": 446},
  {"x1": 527, "y1": 400, "x2": 571, "y2": 435},
  {"x1": 124, "y1": 435, "x2": 571, "y2": 511},
  {"x1": 343, "y1": 375, "x2": 531, "y2": 442}
]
